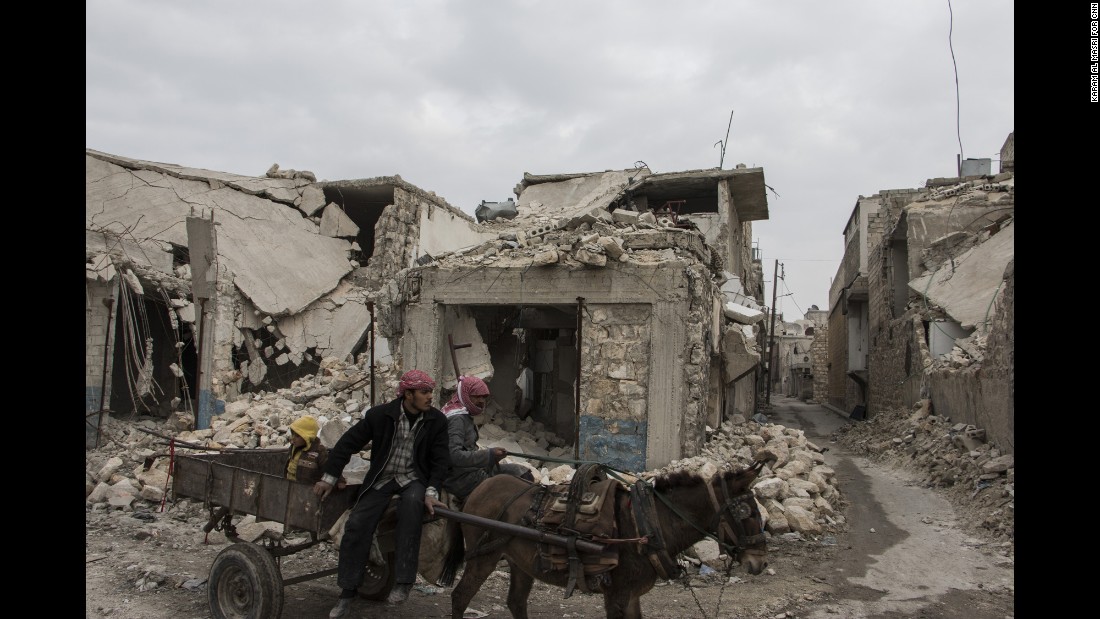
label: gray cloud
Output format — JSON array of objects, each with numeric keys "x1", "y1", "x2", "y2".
[{"x1": 86, "y1": 0, "x2": 1013, "y2": 317}]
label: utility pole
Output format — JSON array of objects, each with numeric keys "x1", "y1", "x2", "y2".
[{"x1": 765, "y1": 259, "x2": 780, "y2": 407}]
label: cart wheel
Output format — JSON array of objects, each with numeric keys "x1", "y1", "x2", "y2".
[
  {"x1": 208, "y1": 542, "x2": 284, "y2": 619},
  {"x1": 357, "y1": 551, "x2": 396, "y2": 601}
]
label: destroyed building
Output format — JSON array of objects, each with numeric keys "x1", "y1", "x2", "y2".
[
  {"x1": 85, "y1": 149, "x2": 488, "y2": 446},
  {"x1": 825, "y1": 133, "x2": 1014, "y2": 451},
  {"x1": 86, "y1": 150, "x2": 773, "y2": 470},
  {"x1": 392, "y1": 166, "x2": 770, "y2": 470}
]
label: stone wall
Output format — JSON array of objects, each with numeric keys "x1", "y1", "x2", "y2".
[
  {"x1": 210, "y1": 271, "x2": 245, "y2": 405},
  {"x1": 86, "y1": 279, "x2": 117, "y2": 447},
  {"x1": 369, "y1": 190, "x2": 422, "y2": 283},
  {"x1": 840, "y1": 230, "x2": 861, "y2": 292},
  {"x1": 868, "y1": 314, "x2": 923, "y2": 417},
  {"x1": 679, "y1": 263, "x2": 719, "y2": 459},
  {"x1": 737, "y1": 223, "x2": 758, "y2": 298},
  {"x1": 406, "y1": 260, "x2": 706, "y2": 471},
  {"x1": 810, "y1": 323, "x2": 829, "y2": 403},
  {"x1": 862, "y1": 215, "x2": 915, "y2": 419},
  {"x1": 827, "y1": 305, "x2": 848, "y2": 410},
  {"x1": 926, "y1": 262, "x2": 1013, "y2": 452},
  {"x1": 999, "y1": 132, "x2": 1014, "y2": 173},
  {"x1": 580, "y1": 303, "x2": 652, "y2": 470},
  {"x1": 869, "y1": 209, "x2": 895, "y2": 337}
]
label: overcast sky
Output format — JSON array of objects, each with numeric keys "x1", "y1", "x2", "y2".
[{"x1": 86, "y1": 0, "x2": 1014, "y2": 321}]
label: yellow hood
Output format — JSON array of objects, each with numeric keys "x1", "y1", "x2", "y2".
[{"x1": 289, "y1": 416, "x2": 319, "y2": 443}]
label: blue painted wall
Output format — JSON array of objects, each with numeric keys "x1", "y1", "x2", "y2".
[
  {"x1": 579, "y1": 416, "x2": 647, "y2": 472},
  {"x1": 196, "y1": 390, "x2": 226, "y2": 430}
]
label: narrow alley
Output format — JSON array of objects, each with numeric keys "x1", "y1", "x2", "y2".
[{"x1": 766, "y1": 395, "x2": 1014, "y2": 618}]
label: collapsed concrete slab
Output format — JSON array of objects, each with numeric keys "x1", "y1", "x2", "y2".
[{"x1": 908, "y1": 220, "x2": 1014, "y2": 331}]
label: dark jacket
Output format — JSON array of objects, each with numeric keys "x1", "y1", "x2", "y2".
[
  {"x1": 286, "y1": 438, "x2": 328, "y2": 484},
  {"x1": 322, "y1": 396, "x2": 451, "y2": 498},
  {"x1": 442, "y1": 413, "x2": 496, "y2": 499}
]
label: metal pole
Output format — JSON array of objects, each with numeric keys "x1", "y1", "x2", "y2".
[
  {"x1": 434, "y1": 506, "x2": 606, "y2": 554},
  {"x1": 765, "y1": 260, "x2": 779, "y2": 407},
  {"x1": 574, "y1": 297, "x2": 584, "y2": 460},
  {"x1": 368, "y1": 301, "x2": 376, "y2": 406},
  {"x1": 448, "y1": 334, "x2": 471, "y2": 384},
  {"x1": 195, "y1": 298, "x2": 206, "y2": 427}
]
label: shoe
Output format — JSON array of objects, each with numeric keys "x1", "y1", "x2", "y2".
[
  {"x1": 386, "y1": 582, "x2": 412, "y2": 605},
  {"x1": 329, "y1": 596, "x2": 353, "y2": 618}
]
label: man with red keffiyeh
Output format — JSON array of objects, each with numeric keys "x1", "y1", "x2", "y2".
[
  {"x1": 313, "y1": 369, "x2": 450, "y2": 616},
  {"x1": 441, "y1": 375, "x2": 534, "y2": 502}
]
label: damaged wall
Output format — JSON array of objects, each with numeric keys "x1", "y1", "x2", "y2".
[
  {"x1": 810, "y1": 322, "x2": 829, "y2": 404},
  {"x1": 397, "y1": 258, "x2": 716, "y2": 471},
  {"x1": 86, "y1": 150, "x2": 384, "y2": 428},
  {"x1": 385, "y1": 165, "x2": 769, "y2": 469},
  {"x1": 87, "y1": 153, "x2": 771, "y2": 466},
  {"x1": 86, "y1": 279, "x2": 118, "y2": 447},
  {"x1": 86, "y1": 226, "x2": 197, "y2": 432},
  {"x1": 364, "y1": 184, "x2": 493, "y2": 285},
  {"x1": 920, "y1": 261, "x2": 1013, "y2": 451},
  {"x1": 864, "y1": 166, "x2": 1013, "y2": 453}
]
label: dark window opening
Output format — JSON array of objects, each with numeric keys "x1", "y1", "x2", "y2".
[
  {"x1": 448, "y1": 304, "x2": 578, "y2": 449},
  {"x1": 109, "y1": 291, "x2": 192, "y2": 420},
  {"x1": 170, "y1": 243, "x2": 190, "y2": 268},
  {"x1": 238, "y1": 326, "x2": 321, "y2": 392},
  {"x1": 322, "y1": 185, "x2": 395, "y2": 264}
]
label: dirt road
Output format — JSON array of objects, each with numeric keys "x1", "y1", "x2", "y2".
[
  {"x1": 767, "y1": 396, "x2": 1014, "y2": 619},
  {"x1": 85, "y1": 396, "x2": 1014, "y2": 618}
]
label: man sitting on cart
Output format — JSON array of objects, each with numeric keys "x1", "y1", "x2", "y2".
[
  {"x1": 442, "y1": 374, "x2": 534, "y2": 503},
  {"x1": 313, "y1": 369, "x2": 450, "y2": 617}
]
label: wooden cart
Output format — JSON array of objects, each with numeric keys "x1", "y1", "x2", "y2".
[{"x1": 171, "y1": 450, "x2": 452, "y2": 619}]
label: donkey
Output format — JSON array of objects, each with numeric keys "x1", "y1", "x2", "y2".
[{"x1": 444, "y1": 452, "x2": 773, "y2": 619}]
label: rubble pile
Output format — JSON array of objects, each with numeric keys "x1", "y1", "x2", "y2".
[
  {"x1": 433, "y1": 209, "x2": 710, "y2": 272},
  {"x1": 651, "y1": 419, "x2": 847, "y2": 540},
  {"x1": 87, "y1": 366, "x2": 846, "y2": 548},
  {"x1": 832, "y1": 400, "x2": 1014, "y2": 553},
  {"x1": 934, "y1": 331, "x2": 989, "y2": 368},
  {"x1": 84, "y1": 355, "x2": 577, "y2": 510}
]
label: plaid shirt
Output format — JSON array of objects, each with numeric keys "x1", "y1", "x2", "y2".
[{"x1": 372, "y1": 412, "x2": 423, "y2": 489}]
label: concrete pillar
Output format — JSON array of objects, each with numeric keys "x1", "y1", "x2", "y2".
[
  {"x1": 645, "y1": 301, "x2": 686, "y2": 469},
  {"x1": 85, "y1": 279, "x2": 118, "y2": 448},
  {"x1": 400, "y1": 302, "x2": 445, "y2": 401}
]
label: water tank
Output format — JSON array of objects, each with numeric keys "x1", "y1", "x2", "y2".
[
  {"x1": 961, "y1": 158, "x2": 991, "y2": 177},
  {"x1": 475, "y1": 199, "x2": 518, "y2": 222}
]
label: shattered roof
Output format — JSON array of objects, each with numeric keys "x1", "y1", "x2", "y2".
[
  {"x1": 514, "y1": 167, "x2": 769, "y2": 223},
  {"x1": 909, "y1": 220, "x2": 1014, "y2": 330},
  {"x1": 86, "y1": 149, "x2": 353, "y2": 316}
]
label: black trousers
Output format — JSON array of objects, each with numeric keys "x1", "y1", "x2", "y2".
[{"x1": 336, "y1": 478, "x2": 426, "y2": 589}]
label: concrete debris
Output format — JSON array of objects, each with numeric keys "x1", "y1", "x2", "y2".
[
  {"x1": 427, "y1": 197, "x2": 713, "y2": 273},
  {"x1": 647, "y1": 419, "x2": 846, "y2": 538},
  {"x1": 933, "y1": 331, "x2": 989, "y2": 370},
  {"x1": 833, "y1": 404, "x2": 1014, "y2": 554},
  {"x1": 723, "y1": 301, "x2": 765, "y2": 324},
  {"x1": 86, "y1": 356, "x2": 847, "y2": 548},
  {"x1": 265, "y1": 163, "x2": 316, "y2": 182}
]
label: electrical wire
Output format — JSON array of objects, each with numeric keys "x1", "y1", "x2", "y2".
[
  {"x1": 947, "y1": 0, "x2": 965, "y2": 166},
  {"x1": 780, "y1": 277, "x2": 805, "y2": 317}
]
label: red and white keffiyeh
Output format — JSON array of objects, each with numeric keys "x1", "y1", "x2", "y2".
[
  {"x1": 442, "y1": 375, "x2": 490, "y2": 417},
  {"x1": 396, "y1": 369, "x2": 436, "y2": 397}
]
